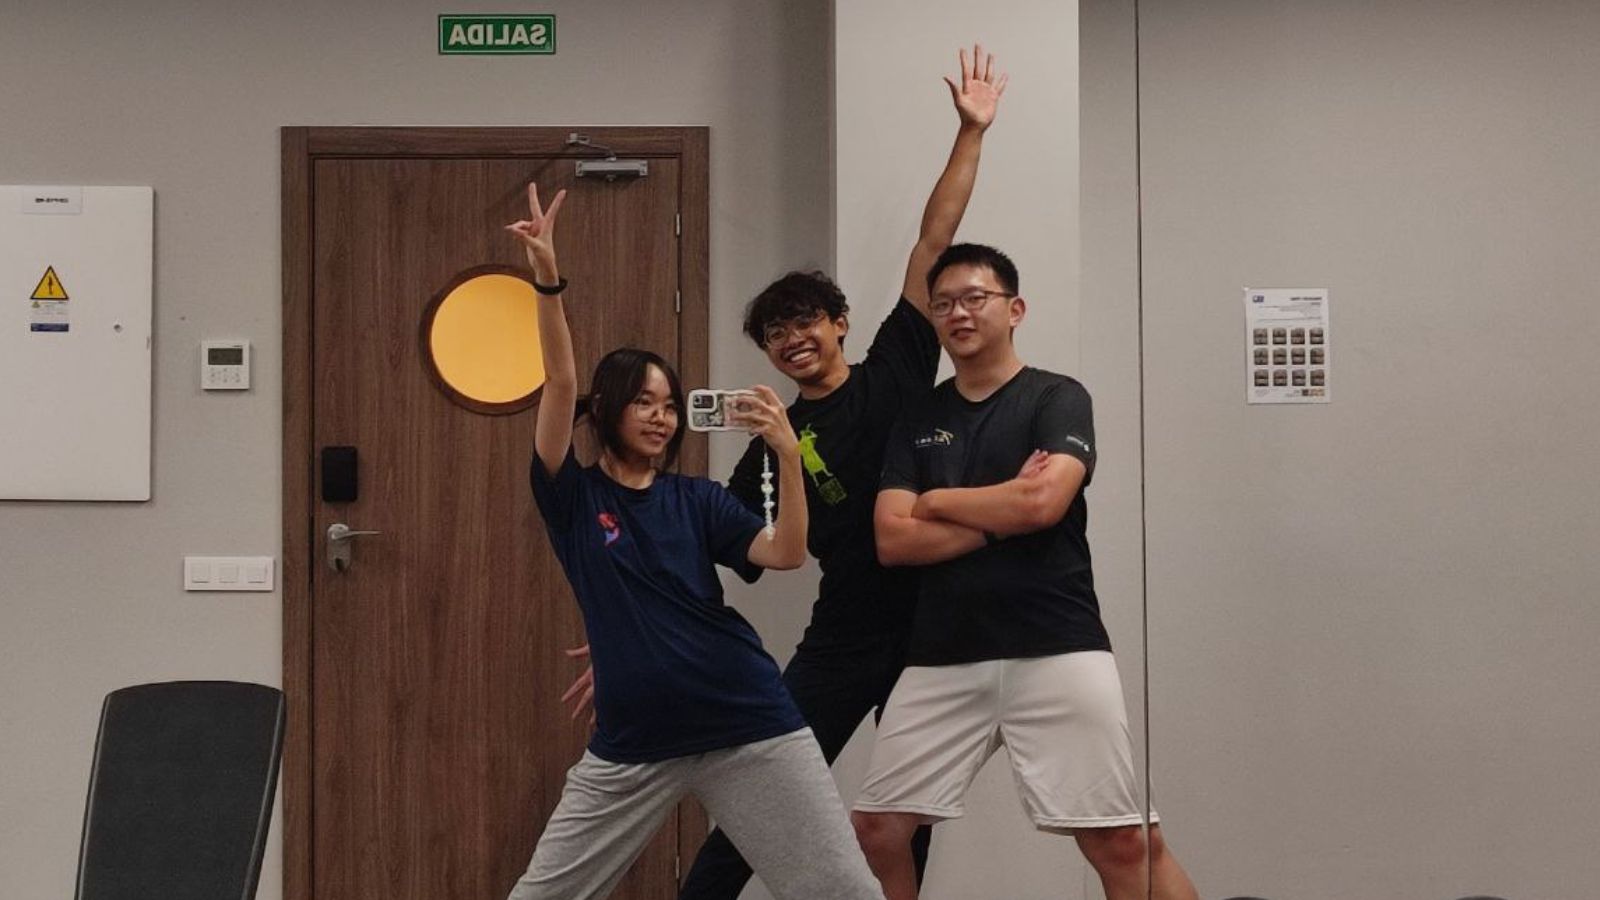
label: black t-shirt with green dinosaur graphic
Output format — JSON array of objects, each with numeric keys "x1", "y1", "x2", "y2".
[{"x1": 729, "y1": 298, "x2": 940, "y2": 653}]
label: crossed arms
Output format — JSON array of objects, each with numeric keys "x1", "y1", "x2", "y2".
[{"x1": 874, "y1": 451, "x2": 1087, "y2": 567}]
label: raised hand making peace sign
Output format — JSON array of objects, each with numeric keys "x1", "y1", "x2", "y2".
[{"x1": 503, "y1": 183, "x2": 567, "y2": 282}]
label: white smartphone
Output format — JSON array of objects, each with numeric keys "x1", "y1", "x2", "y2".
[{"x1": 687, "y1": 389, "x2": 758, "y2": 432}]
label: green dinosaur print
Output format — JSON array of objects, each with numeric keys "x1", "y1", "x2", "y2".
[{"x1": 797, "y1": 425, "x2": 847, "y2": 505}]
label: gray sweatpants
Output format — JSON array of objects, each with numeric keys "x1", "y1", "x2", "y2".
[{"x1": 506, "y1": 728, "x2": 884, "y2": 900}]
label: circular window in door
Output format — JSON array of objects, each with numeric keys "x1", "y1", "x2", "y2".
[{"x1": 422, "y1": 266, "x2": 545, "y2": 415}]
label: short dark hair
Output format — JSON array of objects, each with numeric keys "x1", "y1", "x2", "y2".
[
  {"x1": 580, "y1": 347, "x2": 686, "y2": 469},
  {"x1": 742, "y1": 271, "x2": 850, "y2": 346},
  {"x1": 926, "y1": 243, "x2": 1020, "y2": 297}
]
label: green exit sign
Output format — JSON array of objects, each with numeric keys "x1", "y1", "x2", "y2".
[{"x1": 439, "y1": 14, "x2": 556, "y2": 55}]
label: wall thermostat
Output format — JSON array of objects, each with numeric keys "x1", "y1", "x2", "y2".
[{"x1": 201, "y1": 340, "x2": 251, "y2": 390}]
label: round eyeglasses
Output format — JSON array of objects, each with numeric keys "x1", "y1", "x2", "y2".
[{"x1": 761, "y1": 310, "x2": 828, "y2": 347}]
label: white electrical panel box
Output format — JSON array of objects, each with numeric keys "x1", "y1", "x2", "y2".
[
  {"x1": 201, "y1": 339, "x2": 251, "y2": 390},
  {"x1": 1, "y1": 185, "x2": 154, "y2": 500}
]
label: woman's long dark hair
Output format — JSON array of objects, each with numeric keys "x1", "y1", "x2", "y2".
[{"x1": 574, "y1": 347, "x2": 686, "y2": 469}]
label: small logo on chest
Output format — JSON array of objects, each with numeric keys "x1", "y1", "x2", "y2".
[
  {"x1": 597, "y1": 512, "x2": 621, "y2": 546},
  {"x1": 913, "y1": 428, "x2": 954, "y2": 449}
]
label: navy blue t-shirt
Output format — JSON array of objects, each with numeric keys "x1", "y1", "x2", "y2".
[{"x1": 531, "y1": 449, "x2": 806, "y2": 763}]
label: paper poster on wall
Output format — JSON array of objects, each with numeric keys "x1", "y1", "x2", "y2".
[
  {"x1": 1245, "y1": 287, "x2": 1329, "y2": 404},
  {"x1": 2, "y1": 185, "x2": 154, "y2": 500}
]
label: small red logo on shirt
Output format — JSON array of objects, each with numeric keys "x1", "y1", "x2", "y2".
[{"x1": 598, "y1": 512, "x2": 621, "y2": 546}]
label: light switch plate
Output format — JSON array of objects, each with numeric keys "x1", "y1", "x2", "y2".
[{"x1": 185, "y1": 556, "x2": 274, "y2": 591}]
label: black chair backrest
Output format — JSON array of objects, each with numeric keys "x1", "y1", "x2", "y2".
[{"x1": 75, "y1": 681, "x2": 286, "y2": 900}]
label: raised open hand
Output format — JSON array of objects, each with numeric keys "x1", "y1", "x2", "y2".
[
  {"x1": 503, "y1": 183, "x2": 567, "y2": 273},
  {"x1": 945, "y1": 43, "x2": 1008, "y2": 131}
]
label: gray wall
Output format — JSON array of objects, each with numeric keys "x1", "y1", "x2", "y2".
[
  {"x1": 1084, "y1": 1, "x2": 1600, "y2": 897},
  {"x1": 8, "y1": 1, "x2": 1600, "y2": 898},
  {"x1": 0, "y1": 2, "x2": 830, "y2": 898}
]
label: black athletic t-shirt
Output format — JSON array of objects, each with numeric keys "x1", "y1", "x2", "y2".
[
  {"x1": 879, "y1": 366, "x2": 1111, "y2": 666},
  {"x1": 728, "y1": 298, "x2": 940, "y2": 653}
]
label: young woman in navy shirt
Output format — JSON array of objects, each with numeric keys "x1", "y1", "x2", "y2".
[{"x1": 501, "y1": 185, "x2": 884, "y2": 900}]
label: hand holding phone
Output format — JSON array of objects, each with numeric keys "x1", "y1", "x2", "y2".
[{"x1": 686, "y1": 389, "x2": 759, "y2": 432}]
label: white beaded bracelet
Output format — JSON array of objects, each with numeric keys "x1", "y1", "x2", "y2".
[{"x1": 760, "y1": 452, "x2": 775, "y2": 539}]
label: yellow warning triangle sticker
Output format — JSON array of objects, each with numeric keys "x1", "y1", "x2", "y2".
[{"x1": 31, "y1": 266, "x2": 69, "y2": 301}]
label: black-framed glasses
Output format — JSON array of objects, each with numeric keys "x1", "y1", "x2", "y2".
[
  {"x1": 762, "y1": 310, "x2": 828, "y2": 347},
  {"x1": 929, "y1": 289, "x2": 1012, "y2": 318}
]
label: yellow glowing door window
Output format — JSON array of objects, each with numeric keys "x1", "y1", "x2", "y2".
[{"x1": 425, "y1": 270, "x2": 544, "y2": 412}]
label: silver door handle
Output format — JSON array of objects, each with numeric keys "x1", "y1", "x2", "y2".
[
  {"x1": 328, "y1": 523, "x2": 382, "y2": 542},
  {"x1": 328, "y1": 523, "x2": 382, "y2": 572}
]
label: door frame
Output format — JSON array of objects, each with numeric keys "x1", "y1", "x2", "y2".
[{"x1": 280, "y1": 126, "x2": 710, "y2": 900}]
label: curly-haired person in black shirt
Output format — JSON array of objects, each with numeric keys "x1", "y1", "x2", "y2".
[{"x1": 562, "y1": 45, "x2": 1010, "y2": 899}]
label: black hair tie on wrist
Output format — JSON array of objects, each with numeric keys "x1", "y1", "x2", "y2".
[{"x1": 533, "y1": 276, "x2": 568, "y2": 296}]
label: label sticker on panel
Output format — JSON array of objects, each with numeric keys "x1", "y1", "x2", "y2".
[{"x1": 29, "y1": 266, "x2": 70, "y2": 332}]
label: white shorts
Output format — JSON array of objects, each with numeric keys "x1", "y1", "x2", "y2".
[{"x1": 852, "y1": 651, "x2": 1155, "y2": 832}]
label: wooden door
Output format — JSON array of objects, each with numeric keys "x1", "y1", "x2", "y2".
[{"x1": 282, "y1": 128, "x2": 710, "y2": 900}]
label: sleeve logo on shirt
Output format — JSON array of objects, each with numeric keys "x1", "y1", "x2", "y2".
[
  {"x1": 1065, "y1": 435, "x2": 1092, "y2": 455},
  {"x1": 597, "y1": 512, "x2": 621, "y2": 546},
  {"x1": 913, "y1": 428, "x2": 954, "y2": 449}
]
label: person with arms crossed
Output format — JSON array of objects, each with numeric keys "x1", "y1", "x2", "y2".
[{"x1": 851, "y1": 243, "x2": 1199, "y2": 900}]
